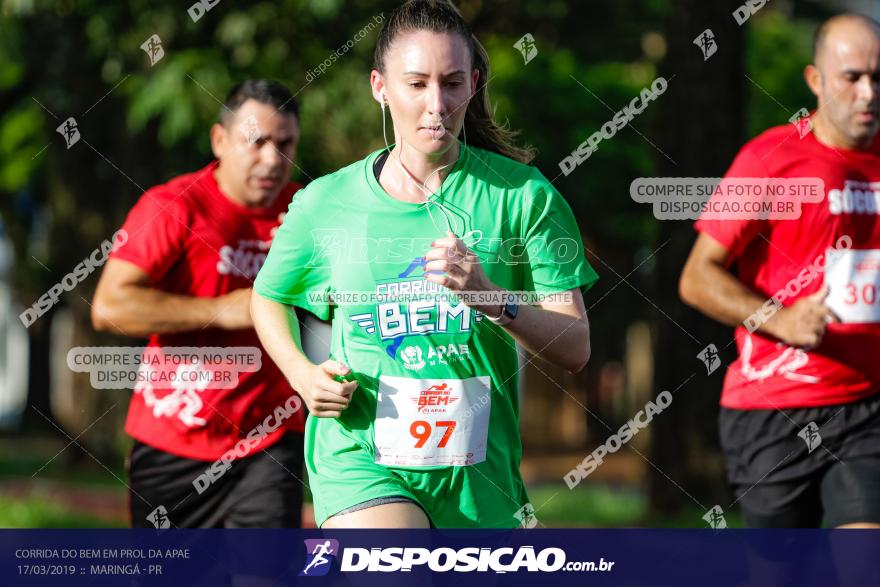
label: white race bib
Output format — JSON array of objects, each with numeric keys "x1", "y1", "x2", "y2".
[
  {"x1": 374, "y1": 376, "x2": 491, "y2": 467},
  {"x1": 826, "y1": 248, "x2": 880, "y2": 323}
]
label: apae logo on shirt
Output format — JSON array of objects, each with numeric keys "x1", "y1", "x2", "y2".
[{"x1": 400, "y1": 342, "x2": 471, "y2": 371}]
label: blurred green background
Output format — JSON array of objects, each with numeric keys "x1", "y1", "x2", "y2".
[{"x1": 0, "y1": 0, "x2": 851, "y2": 527}]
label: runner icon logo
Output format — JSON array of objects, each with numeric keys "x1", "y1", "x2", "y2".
[
  {"x1": 146, "y1": 505, "x2": 171, "y2": 529},
  {"x1": 238, "y1": 114, "x2": 260, "y2": 145},
  {"x1": 697, "y1": 344, "x2": 721, "y2": 375},
  {"x1": 514, "y1": 502, "x2": 538, "y2": 528},
  {"x1": 514, "y1": 33, "x2": 538, "y2": 65},
  {"x1": 789, "y1": 107, "x2": 812, "y2": 139},
  {"x1": 300, "y1": 539, "x2": 340, "y2": 577},
  {"x1": 56, "y1": 117, "x2": 80, "y2": 149},
  {"x1": 693, "y1": 29, "x2": 717, "y2": 61},
  {"x1": 798, "y1": 421, "x2": 822, "y2": 453},
  {"x1": 139, "y1": 34, "x2": 165, "y2": 67},
  {"x1": 702, "y1": 505, "x2": 727, "y2": 530}
]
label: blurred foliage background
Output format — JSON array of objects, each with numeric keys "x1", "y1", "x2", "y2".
[{"x1": 0, "y1": 0, "x2": 855, "y2": 527}]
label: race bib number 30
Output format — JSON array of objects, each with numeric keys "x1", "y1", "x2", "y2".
[
  {"x1": 826, "y1": 248, "x2": 880, "y2": 323},
  {"x1": 374, "y1": 376, "x2": 491, "y2": 467}
]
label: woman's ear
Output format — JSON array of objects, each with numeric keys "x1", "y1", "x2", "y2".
[{"x1": 370, "y1": 69, "x2": 386, "y2": 105}]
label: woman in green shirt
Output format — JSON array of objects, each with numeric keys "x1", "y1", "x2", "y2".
[{"x1": 252, "y1": 0, "x2": 597, "y2": 529}]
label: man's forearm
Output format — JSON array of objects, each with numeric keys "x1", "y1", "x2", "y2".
[
  {"x1": 681, "y1": 260, "x2": 776, "y2": 331},
  {"x1": 92, "y1": 285, "x2": 222, "y2": 336}
]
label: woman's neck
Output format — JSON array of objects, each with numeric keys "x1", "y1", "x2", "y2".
[
  {"x1": 396, "y1": 141, "x2": 460, "y2": 188},
  {"x1": 381, "y1": 140, "x2": 461, "y2": 203}
]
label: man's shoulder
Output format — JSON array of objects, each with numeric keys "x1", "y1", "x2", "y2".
[
  {"x1": 133, "y1": 166, "x2": 223, "y2": 220},
  {"x1": 141, "y1": 168, "x2": 211, "y2": 207},
  {"x1": 737, "y1": 124, "x2": 810, "y2": 168}
]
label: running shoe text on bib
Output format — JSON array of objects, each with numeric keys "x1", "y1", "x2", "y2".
[
  {"x1": 826, "y1": 248, "x2": 880, "y2": 323},
  {"x1": 374, "y1": 376, "x2": 491, "y2": 467}
]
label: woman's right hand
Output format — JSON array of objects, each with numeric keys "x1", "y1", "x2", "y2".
[{"x1": 296, "y1": 360, "x2": 358, "y2": 418}]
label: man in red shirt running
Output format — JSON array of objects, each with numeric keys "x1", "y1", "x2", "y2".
[
  {"x1": 91, "y1": 80, "x2": 306, "y2": 528},
  {"x1": 681, "y1": 14, "x2": 880, "y2": 528}
]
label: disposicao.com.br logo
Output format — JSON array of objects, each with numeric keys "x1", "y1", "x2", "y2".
[{"x1": 300, "y1": 539, "x2": 614, "y2": 575}]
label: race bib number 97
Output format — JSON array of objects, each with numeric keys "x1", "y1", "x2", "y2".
[
  {"x1": 374, "y1": 376, "x2": 491, "y2": 467},
  {"x1": 826, "y1": 248, "x2": 880, "y2": 323}
]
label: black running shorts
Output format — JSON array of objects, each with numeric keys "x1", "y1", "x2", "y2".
[
  {"x1": 720, "y1": 394, "x2": 880, "y2": 527},
  {"x1": 127, "y1": 432, "x2": 305, "y2": 528}
]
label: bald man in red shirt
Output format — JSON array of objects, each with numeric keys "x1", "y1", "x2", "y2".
[{"x1": 681, "y1": 14, "x2": 880, "y2": 529}]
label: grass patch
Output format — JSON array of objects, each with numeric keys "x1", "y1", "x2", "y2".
[
  {"x1": 527, "y1": 483, "x2": 744, "y2": 528},
  {"x1": 0, "y1": 493, "x2": 126, "y2": 528},
  {"x1": 528, "y1": 483, "x2": 647, "y2": 527}
]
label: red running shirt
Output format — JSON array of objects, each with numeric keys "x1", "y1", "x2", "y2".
[
  {"x1": 696, "y1": 125, "x2": 880, "y2": 409},
  {"x1": 111, "y1": 162, "x2": 305, "y2": 460}
]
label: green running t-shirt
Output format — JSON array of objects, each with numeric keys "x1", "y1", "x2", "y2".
[{"x1": 255, "y1": 144, "x2": 597, "y2": 521}]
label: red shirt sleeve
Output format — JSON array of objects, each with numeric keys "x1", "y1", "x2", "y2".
[
  {"x1": 110, "y1": 188, "x2": 190, "y2": 283},
  {"x1": 694, "y1": 145, "x2": 770, "y2": 260}
]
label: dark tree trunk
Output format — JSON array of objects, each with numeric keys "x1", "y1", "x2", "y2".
[{"x1": 648, "y1": 0, "x2": 748, "y2": 516}]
